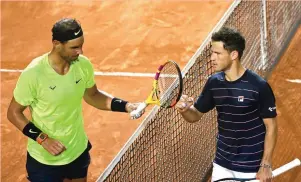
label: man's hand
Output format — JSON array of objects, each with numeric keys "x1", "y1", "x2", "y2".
[
  {"x1": 126, "y1": 102, "x2": 145, "y2": 119},
  {"x1": 41, "y1": 138, "x2": 66, "y2": 156},
  {"x1": 256, "y1": 165, "x2": 273, "y2": 182},
  {"x1": 175, "y1": 95, "x2": 194, "y2": 113}
]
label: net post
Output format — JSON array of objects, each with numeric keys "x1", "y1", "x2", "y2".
[{"x1": 260, "y1": 0, "x2": 268, "y2": 71}]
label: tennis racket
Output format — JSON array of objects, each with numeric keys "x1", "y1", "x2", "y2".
[
  {"x1": 213, "y1": 158, "x2": 301, "y2": 182},
  {"x1": 130, "y1": 60, "x2": 183, "y2": 119}
]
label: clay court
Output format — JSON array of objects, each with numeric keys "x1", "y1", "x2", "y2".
[{"x1": 1, "y1": 1, "x2": 300, "y2": 182}]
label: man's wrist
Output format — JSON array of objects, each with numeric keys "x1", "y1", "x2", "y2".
[
  {"x1": 111, "y1": 98, "x2": 128, "y2": 112},
  {"x1": 260, "y1": 163, "x2": 272, "y2": 169},
  {"x1": 260, "y1": 160, "x2": 272, "y2": 169},
  {"x1": 22, "y1": 122, "x2": 42, "y2": 141},
  {"x1": 36, "y1": 133, "x2": 48, "y2": 145}
]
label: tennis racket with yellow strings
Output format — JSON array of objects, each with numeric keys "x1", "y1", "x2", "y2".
[{"x1": 130, "y1": 60, "x2": 183, "y2": 119}]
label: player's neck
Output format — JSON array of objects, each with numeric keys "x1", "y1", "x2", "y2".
[
  {"x1": 224, "y1": 61, "x2": 246, "y2": 82},
  {"x1": 48, "y1": 51, "x2": 70, "y2": 75}
]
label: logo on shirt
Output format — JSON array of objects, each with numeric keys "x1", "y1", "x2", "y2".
[
  {"x1": 268, "y1": 107, "x2": 276, "y2": 112},
  {"x1": 49, "y1": 86, "x2": 56, "y2": 90},
  {"x1": 238, "y1": 96, "x2": 244, "y2": 102},
  {"x1": 76, "y1": 78, "x2": 82, "y2": 84}
]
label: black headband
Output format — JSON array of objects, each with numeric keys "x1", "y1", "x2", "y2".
[{"x1": 52, "y1": 27, "x2": 83, "y2": 42}]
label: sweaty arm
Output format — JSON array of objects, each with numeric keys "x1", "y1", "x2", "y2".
[
  {"x1": 176, "y1": 95, "x2": 204, "y2": 123},
  {"x1": 7, "y1": 97, "x2": 30, "y2": 131},
  {"x1": 8, "y1": 69, "x2": 36, "y2": 132},
  {"x1": 84, "y1": 84, "x2": 132, "y2": 113},
  {"x1": 261, "y1": 117, "x2": 278, "y2": 165},
  {"x1": 258, "y1": 81, "x2": 278, "y2": 167},
  {"x1": 256, "y1": 117, "x2": 277, "y2": 181},
  {"x1": 176, "y1": 78, "x2": 215, "y2": 123},
  {"x1": 83, "y1": 84, "x2": 113, "y2": 111},
  {"x1": 82, "y1": 58, "x2": 131, "y2": 113},
  {"x1": 7, "y1": 98, "x2": 66, "y2": 155}
]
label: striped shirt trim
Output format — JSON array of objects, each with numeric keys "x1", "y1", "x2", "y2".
[
  {"x1": 218, "y1": 132, "x2": 265, "y2": 140},
  {"x1": 218, "y1": 117, "x2": 260, "y2": 124},
  {"x1": 216, "y1": 104, "x2": 252, "y2": 108},
  {"x1": 219, "y1": 139, "x2": 264, "y2": 148},
  {"x1": 219, "y1": 109, "x2": 258, "y2": 116},
  {"x1": 216, "y1": 152, "x2": 262, "y2": 164},
  {"x1": 218, "y1": 147, "x2": 263, "y2": 155},
  {"x1": 211, "y1": 88, "x2": 258, "y2": 94},
  {"x1": 215, "y1": 155, "x2": 222, "y2": 161},
  {"x1": 219, "y1": 123, "x2": 264, "y2": 132},
  {"x1": 213, "y1": 96, "x2": 255, "y2": 101},
  {"x1": 232, "y1": 163, "x2": 261, "y2": 167}
]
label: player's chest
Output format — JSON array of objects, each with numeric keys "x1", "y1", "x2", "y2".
[
  {"x1": 36, "y1": 72, "x2": 86, "y2": 104},
  {"x1": 212, "y1": 86, "x2": 259, "y2": 106}
]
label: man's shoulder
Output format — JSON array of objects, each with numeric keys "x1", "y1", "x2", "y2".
[
  {"x1": 76, "y1": 54, "x2": 93, "y2": 67},
  {"x1": 22, "y1": 53, "x2": 48, "y2": 76},
  {"x1": 77, "y1": 54, "x2": 91, "y2": 63},
  {"x1": 246, "y1": 69, "x2": 267, "y2": 85},
  {"x1": 208, "y1": 72, "x2": 224, "y2": 82}
]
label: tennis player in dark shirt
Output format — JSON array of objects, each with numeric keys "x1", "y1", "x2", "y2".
[{"x1": 176, "y1": 27, "x2": 277, "y2": 182}]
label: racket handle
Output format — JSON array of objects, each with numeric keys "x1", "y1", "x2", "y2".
[
  {"x1": 272, "y1": 158, "x2": 300, "y2": 177},
  {"x1": 250, "y1": 158, "x2": 300, "y2": 182},
  {"x1": 130, "y1": 102, "x2": 148, "y2": 119}
]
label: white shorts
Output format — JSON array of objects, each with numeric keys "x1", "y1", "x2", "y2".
[{"x1": 211, "y1": 162, "x2": 257, "y2": 182}]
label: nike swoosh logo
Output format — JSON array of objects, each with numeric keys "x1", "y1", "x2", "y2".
[
  {"x1": 114, "y1": 99, "x2": 122, "y2": 103},
  {"x1": 74, "y1": 29, "x2": 81, "y2": 36},
  {"x1": 29, "y1": 129, "x2": 38, "y2": 134},
  {"x1": 76, "y1": 78, "x2": 82, "y2": 84}
]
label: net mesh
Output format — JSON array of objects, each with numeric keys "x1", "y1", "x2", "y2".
[
  {"x1": 98, "y1": 1, "x2": 301, "y2": 181},
  {"x1": 264, "y1": 1, "x2": 301, "y2": 72}
]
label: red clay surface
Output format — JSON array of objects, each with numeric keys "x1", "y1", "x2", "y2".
[
  {"x1": 268, "y1": 26, "x2": 301, "y2": 182},
  {"x1": 1, "y1": 1, "x2": 232, "y2": 182}
]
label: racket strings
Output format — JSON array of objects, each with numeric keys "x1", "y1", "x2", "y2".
[{"x1": 158, "y1": 62, "x2": 181, "y2": 107}]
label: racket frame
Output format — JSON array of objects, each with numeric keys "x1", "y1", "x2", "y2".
[
  {"x1": 144, "y1": 79, "x2": 160, "y2": 106},
  {"x1": 144, "y1": 60, "x2": 183, "y2": 108},
  {"x1": 130, "y1": 60, "x2": 183, "y2": 119}
]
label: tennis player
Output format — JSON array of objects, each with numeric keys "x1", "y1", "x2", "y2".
[
  {"x1": 7, "y1": 18, "x2": 144, "y2": 182},
  {"x1": 176, "y1": 27, "x2": 277, "y2": 182}
]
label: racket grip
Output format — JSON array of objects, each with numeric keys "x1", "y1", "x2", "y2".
[
  {"x1": 251, "y1": 158, "x2": 300, "y2": 182},
  {"x1": 130, "y1": 102, "x2": 147, "y2": 119},
  {"x1": 272, "y1": 158, "x2": 300, "y2": 177}
]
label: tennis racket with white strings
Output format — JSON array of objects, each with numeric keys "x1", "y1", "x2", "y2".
[
  {"x1": 130, "y1": 60, "x2": 183, "y2": 119},
  {"x1": 213, "y1": 158, "x2": 300, "y2": 182}
]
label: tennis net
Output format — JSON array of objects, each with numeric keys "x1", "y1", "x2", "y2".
[{"x1": 97, "y1": 1, "x2": 301, "y2": 181}]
